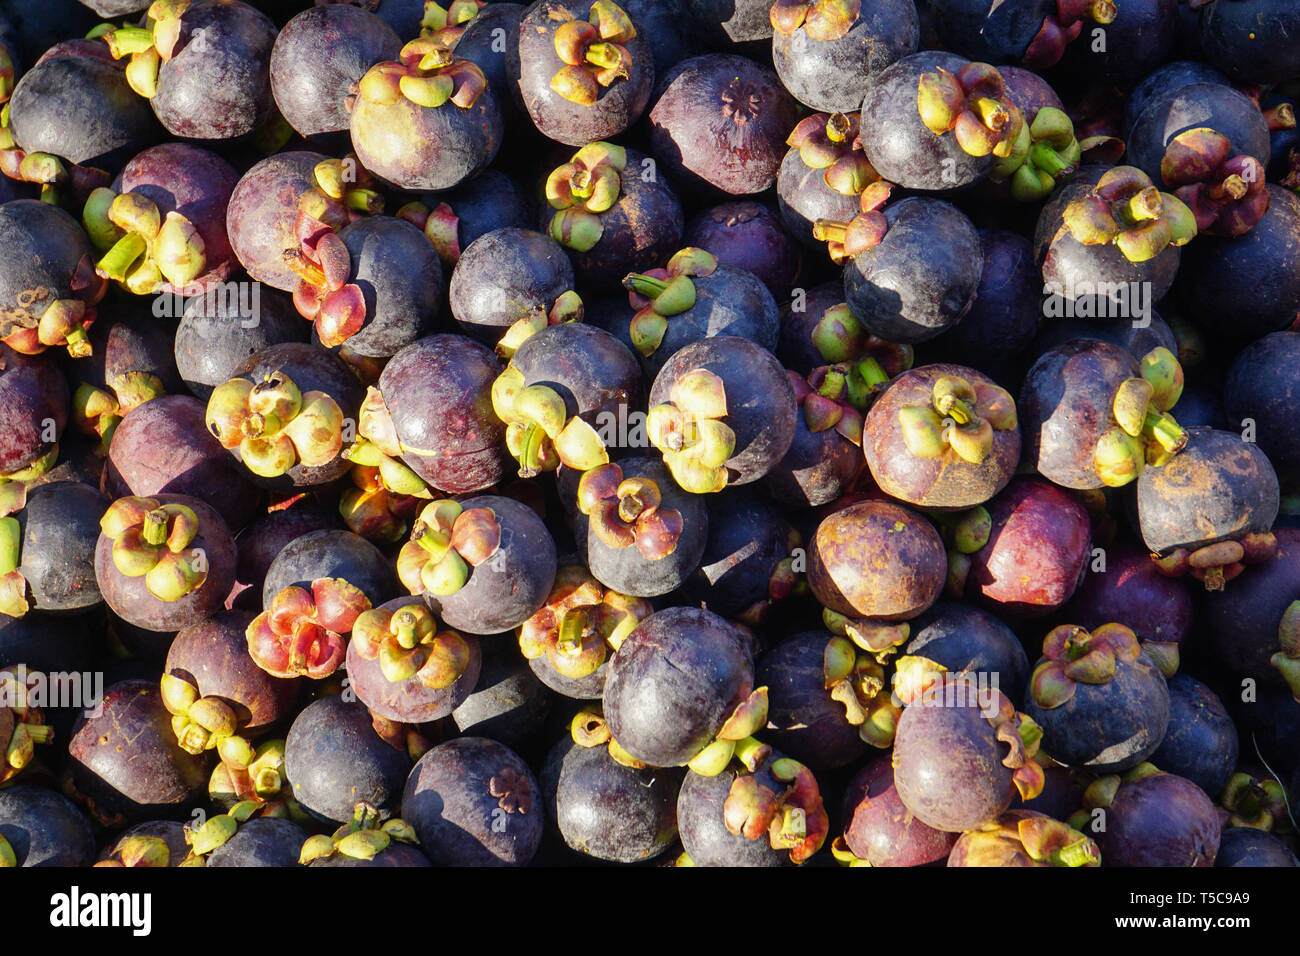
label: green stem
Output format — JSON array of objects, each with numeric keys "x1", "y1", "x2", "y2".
[
  {"x1": 623, "y1": 273, "x2": 668, "y2": 298},
  {"x1": 1144, "y1": 409, "x2": 1186, "y2": 454},
  {"x1": 97, "y1": 232, "x2": 148, "y2": 281},
  {"x1": 141, "y1": 510, "x2": 168, "y2": 547}
]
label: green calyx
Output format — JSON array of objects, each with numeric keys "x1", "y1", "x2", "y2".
[
  {"x1": 995, "y1": 108, "x2": 1083, "y2": 202},
  {"x1": 917, "y1": 61, "x2": 1025, "y2": 159},
  {"x1": 550, "y1": 2, "x2": 637, "y2": 107},
  {"x1": 786, "y1": 111, "x2": 879, "y2": 196},
  {"x1": 1092, "y1": 347, "x2": 1187, "y2": 487},
  {"x1": 357, "y1": 38, "x2": 488, "y2": 110},
  {"x1": 495, "y1": 290, "x2": 584, "y2": 360},
  {"x1": 1270, "y1": 600, "x2": 1300, "y2": 702},
  {"x1": 0, "y1": 515, "x2": 27, "y2": 618},
  {"x1": 0, "y1": 667, "x2": 54, "y2": 782},
  {"x1": 546, "y1": 142, "x2": 627, "y2": 252},
  {"x1": 686, "y1": 688, "x2": 772, "y2": 776},
  {"x1": 960, "y1": 813, "x2": 1101, "y2": 867},
  {"x1": 101, "y1": 1, "x2": 196, "y2": 99},
  {"x1": 645, "y1": 368, "x2": 737, "y2": 494},
  {"x1": 721, "y1": 751, "x2": 829, "y2": 864},
  {"x1": 823, "y1": 608, "x2": 910, "y2": 664},
  {"x1": 352, "y1": 604, "x2": 471, "y2": 689},
  {"x1": 897, "y1": 374, "x2": 1017, "y2": 465},
  {"x1": 299, "y1": 802, "x2": 419, "y2": 864},
  {"x1": 570, "y1": 706, "x2": 648, "y2": 768},
  {"x1": 85, "y1": 186, "x2": 206, "y2": 293},
  {"x1": 824, "y1": 636, "x2": 899, "y2": 747},
  {"x1": 787, "y1": 369, "x2": 864, "y2": 446},
  {"x1": 205, "y1": 372, "x2": 345, "y2": 479},
  {"x1": 1030, "y1": 623, "x2": 1141, "y2": 708},
  {"x1": 1220, "y1": 771, "x2": 1293, "y2": 832},
  {"x1": 418, "y1": 0, "x2": 486, "y2": 46},
  {"x1": 396, "y1": 500, "x2": 501, "y2": 598},
  {"x1": 1062, "y1": 166, "x2": 1198, "y2": 263},
  {"x1": 771, "y1": 0, "x2": 862, "y2": 41},
  {"x1": 624, "y1": 247, "x2": 719, "y2": 355},
  {"x1": 74, "y1": 372, "x2": 166, "y2": 449},
  {"x1": 492, "y1": 367, "x2": 609, "y2": 477},
  {"x1": 99, "y1": 496, "x2": 208, "y2": 602}
]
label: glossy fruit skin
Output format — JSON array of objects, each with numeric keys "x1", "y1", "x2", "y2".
[
  {"x1": 603, "y1": 606, "x2": 754, "y2": 767},
  {"x1": 0, "y1": 346, "x2": 68, "y2": 478},
  {"x1": 513, "y1": 0, "x2": 655, "y2": 146},
  {"x1": 206, "y1": 817, "x2": 307, "y2": 867},
  {"x1": 892, "y1": 693, "x2": 1016, "y2": 832},
  {"x1": 649, "y1": 54, "x2": 799, "y2": 197},
  {"x1": 1059, "y1": 0, "x2": 1178, "y2": 87},
  {"x1": 1122, "y1": 60, "x2": 1226, "y2": 137},
  {"x1": 165, "y1": 610, "x2": 299, "y2": 733},
  {"x1": 648, "y1": 336, "x2": 797, "y2": 485},
  {"x1": 759, "y1": 403, "x2": 865, "y2": 508},
  {"x1": 966, "y1": 478, "x2": 1091, "y2": 617},
  {"x1": 858, "y1": 51, "x2": 989, "y2": 190},
  {"x1": 1199, "y1": 0, "x2": 1300, "y2": 85},
  {"x1": 0, "y1": 201, "x2": 100, "y2": 349},
  {"x1": 541, "y1": 734, "x2": 685, "y2": 863},
  {"x1": 403, "y1": 736, "x2": 543, "y2": 866},
  {"x1": 1062, "y1": 539, "x2": 1192, "y2": 649},
  {"x1": 683, "y1": 202, "x2": 802, "y2": 301},
  {"x1": 842, "y1": 754, "x2": 957, "y2": 866},
  {"x1": 683, "y1": 0, "x2": 774, "y2": 46},
  {"x1": 1206, "y1": 528, "x2": 1300, "y2": 687},
  {"x1": 227, "y1": 151, "x2": 332, "y2": 292},
  {"x1": 95, "y1": 494, "x2": 237, "y2": 634},
  {"x1": 149, "y1": 0, "x2": 278, "y2": 139},
  {"x1": 7, "y1": 53, "x2": 160, "y2": 169},
  {"x1": 454, "y1": 3, "x2": 526, "y2": 104},
  {"x1": 1135, "y1": 427, "x2": 1279, "y2": 556},
  {"x1": 809, "y1": 499, "x2": 946, "y2": 622},
  {"x1": 905, "y1": 601, "x2": 1030, "y2": 704},
  {"x1": 1127, "y1": 83, "x2": 1271, "y2": 189},
  {"x1": 685, "y1": 490, "x2": 792, "y2": 618},
  {"x1": 776, "y1": 146, "x2": 862, "y2": 249},
  {"x1": 175, "y1": 285, "x2": 306, "y2": 401},
  {"x1": 379, "y1": 334, "x2": 508, "y2": 495},
  {"x1": 262, "y1": 529, "x2": 397, "y2": 610},
  {"x1": 283, "y1": 694, "x2": 411, "y2": 825},
  {"x1": 16, "y1": 480, "x2": 107, "y2": 613},
  {"x1": 0, "y1": 785, "x2": 96, "y2": 867},
  {"x1": 1094, "y1": 772, "x2": 1221, "y2": 866},
  {"x1": 1151, "y1": 674, "x2": 1239, "y2": 798},
  {"x1": 844, "y1": 198, "x2": 982, "y2": 345},
  {"x1": 1025, "y1": 649, "x2": 1170, "y2": 774},
  {"x1": 757, "y1": 632, "x2": 870, "y2": 770},
  {"x1": 69, "y1": 679, "x2": 211, "y2": 824},
  {"x1": 454, "y1": 640, "x2": 553, "y2": 746},
  {"x1": 449, "y1": 228, "x2": 574, "y2": 345},
  {"x1": 773, "y1": 0, "x2": 919, "y2": 112},
  {"x1": 1215, "y1": 828, "x2": 1299, "y2": 867},
  {"x1": 1225, "y1": 332, "x2": 1300, "y2": 489},
  {"x1": 269, "y1": 5, "x2": 401, "y2": 140}
]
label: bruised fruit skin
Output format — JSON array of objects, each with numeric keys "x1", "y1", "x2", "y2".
[
  {"x1": 1082, "y1": 767, "x2": 1221, "y2": 867},
  {"x1": 947, "y1": 810, "x2": 1101, "y2": 867},
  {"x1": 603, "y1": 606, "x2": 754, "y2": 768},
  {"x1": 513, "y1": 1, "x2": 655, "y2": 147},
  {"x1": 403, "y1": 736, "x2": 543, "y2": 866},
  {"x1": 649, "y1": 54, "x2": 800, "y2": 197},
  {"x1": 966, "y1": 478, "x2": 1091, "y2": 617},
  {"x1": 864, "y1": 364, "x2": 1019, "y2": 509},
  {"x1": 68, "y1": 679, "x2": 210, "y2": 825},
  {"x1": 1024, "y1": 623, "x2": 1171, "y2": 774},
  {"x1": 377, "y1": 334, "x2": 508, "y2": 495},
  {"x1": 226, "y1": 152, "x2": 333, "y2": 291},
  {"x1": 95, "y1": 494, "x2": 236, "y2": 633},
  {"x1": 840, "y1": 754, "x2": 956, "y2": 866},
  {"x1": 808, "y1": 499, "x2": 946, "y2": 622}
]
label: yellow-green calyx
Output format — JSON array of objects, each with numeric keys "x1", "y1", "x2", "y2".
[
  {"x1": 94, "y1": 834, "x2": 172, "y2": 868},
  {"x1": 822, "y1": 608, "x2": 911, "y2": 663},
  {"x1": 161, "y1": 673, "x2": 254, "y2": 766},
  {"x1": 351, "y1": 603, "x2": 471, "y2": 688},
  {"x1": 993, "y1": 107, "x2": 1083, "y2": 202},
  {"x1": 1071, "y1": 763, "x2": 1161, "y2": 827},
  {"x1": 397, "y1": 500, "x2": 501, "y2": 597},
  {"x1": 1062, "y1": 165, "x2": 1198, "y2": 263},
  {"x1": 897, "y1": 374, "x2": 1017, "y2": 465},
  {"x1": 418, "y1": 0, "x2": 486, "y2": 46},
  {"x1": 958, "y1": 813, "x2": 1102, "y2": 867},
  {"x1": 182, "y1": 799, "x2": 269, "y2": 862},
  {"x1": 771, "y1": 0, "x2": 861, "y2": 40},
  {"x1": 824, "y1": 637, "x2": 900, "y2": 747},
  {"x1": 624, "y1": 247, "x2": 718, "y2": 356},
  {"x1": 210, "y1": 739, "x2": 293, "y2": 811},
  {"x1": 98, "y1": 0, "x2": 194, "y2": 98},
  {"x1": 983, "y1": 682, "x2": 1046, "y2": 801},
  {"x1": 0, "y1": 667, "x2": 54, "y2": 783},
  {"x1": 1030, "y1": 623, "x2": 1141, "y2": 708},
  {"x1": 1220, "y1": 770, "x2": 1294, "y2": 832},
  {"x1": 1270, "y1": 600, "x2": 1300, "y2": 702},
  {"x1": 646, "y1": 368, "x2": 737, "y2": 494},
  {"x1": 812, "y1": 180, "x2": 892, "y2": 264},
  {"x1": 722, "y1": 752, "x2": 829, "y2": 864},
  {"x1": 73, "y1": 372, "x2": 166, "y2": 450},
  {"x1": 492, "y1": 366, "x2": 609, "y2": 477},
  {"x1": 935, "y1": 506, "x2": 992, "y2": 596},
  {"x1": 0, "y1": 280, "x2": 102, "y2": 358},
  {"x1": 100, "y1": 496, "x2": 207, "y2": 602},
  {"x1": 1092, "y1": 346, "x2": 1186, "y2": 487},
  {"x1": 518, "y1": 565, "x2": 651, "y2": 679},
  {"x1": 788, "y1": 369, "x2": 864, "y2": 445},
  {"x1": 0, "y1": 498, "x2": 26, "y2": 617},
  {"x1": 547, "y1": 141, "x2": 627, "y2": 252},
  {"x1": 344, "y1": 387, "x2": 431, "y2": 498},
  {"x1": 917, "y1": 61, "x2": 1025, "y2": 159},
  {"x1": 786, "y1": 111, "x2": 879, "y2": 196},
  {"x1": 576, "y1": 463, "x2": 684, "y2": 560},
  {"x1": 358, "y1": 38, "x2": 488, "y2": 110},
  {"x1": 85, "y1": 186, "x2": 205, "y2": 294},
  {"x1": 685, "y1": 688, "x2": 771, "y2": 776},
  {"x1": 495, "y1": 290, "x2": 584, "y2": 360},
  {"x1": 550, "y1": 1, "x2": 637, "y2": 106},
  {"x1": 810, "y1": 303, "x2": 915, "y2": 378},
  {"x1": 300, "y1": 802, "x2": 419, "y2": 864},
  {"x1": 339, "y1": 464, "x2": 425, "y2": 544},
  {"x1": 571, "y1": 705, "x2": 650, "y2": 768},
  {"x1": 205, "y1": 371, "x2": 345, "y2": 479}
]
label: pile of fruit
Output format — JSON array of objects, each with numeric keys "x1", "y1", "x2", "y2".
[{"x1": 0, "y1": 0, "x2": 1298, "y2": 869}]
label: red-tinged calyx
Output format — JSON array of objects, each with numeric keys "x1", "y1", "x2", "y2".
[
  {"x1": 245, "y1": 578, "x2": 372, "y2": 679},
  {"x1": 518, "y1": 565, "x2": 651, "y2": 679},
  {"x1": 0, "y1": 243, "x2": 104, "y2": 357},
  {"x1": 210, "y1": 739, "x2": 293, "y2": 811},
  {"x1": 495, "y1": 290, "x2": 584, "y2": 360},
  {"x1": 917, "y1": 62, "x2": 1026, "y2": 159},
  {"x1": 160, "y1": 672, "x2": 254, "y2": 766},
  {"x1": 0, "y1": 515, "x2": 27, "y2": 618},
  {"x1": 301, "y1": 802, "x2": 420, "y2": 864},
  {"x1": 1270, "y1": 600, "x2": 1300, "y2": 702},
  {"x1": 359, "y1": 39, "x2": 487, "y2": 110},
  {"x1": 958, "y1": 813, "x2": 1102, "y2": 866},
  {"x1": 86, "y1": 186, "x2": 206, "y2": 294},
  {"x1": 576, "y1": 463, "x2": 685, "y2": 560},
  {"x1": 1023, "y1": 0, "x2": 1115, "y2": 68},
  {"x1": 788, "y1": 369, "x2": 863, "y2": 446},
  {"x1": 722, "y1": 753, "x2": 829, "y2": 864},
  {"x1": 0, "y1": 667, "x2": 54, "y2": 783},
  {"x1": 822, "y1": 608, "x2": 910, "y2": 664},
  {"x1": 352, "y1": 603, "x2": 471, "y2": 689},
  {"x1": 546, "y1": 141, "x2": 627, "y2": 252},
  {"x1": 549, "y1": 1, "x2": 637, "y2": 106},
  {"x1": 491, "y1": 366, "x2": 608, "y2": 477},
  {"x1": 624, "y1": 247, "x2": 718, "y2": 355},
  {"x1": 418, "y1": 0, "x2": 486, "y2": 47},
  {"x1": 812, "y1": 180, "x2": 892, "y2": 264},
  {"x1": 205, "y1": 371, "x2": 345, "y2": 478},
  {"x1": 396, "y1": 500, "x2": 501, "y2": 597},
  {"x1": 344, "y1": 387, "x2": 432, "y2": 498},
  {"x1": 981, "y1": 685, "x2": 1046, "y2": 801},
  {"x1": 1152, "y1": 532, "x2": 1275, "y2": 592},
  {"x1": 1030, "y1": 623, "x2": 1141, "y2": 708},
  {"x1": 1062, "y1": 165, "x2": 1198, "y2": 263},
  {"x1": 339, "y1": 464, "x2": 424, "y2": 544},
  {"x1": 896, "y1": 374, "x2": 1016, "y2": 465},
  {"x1": 1220, "y1": 771, "x2": 1293, "y2": 832},
  {"x1": 1161, "y1": 129, "x2": 1271, "y2": 237},
  {"x1": 73, "y1": 372, "x2": 166, "y2": 449},
  {"x1": 100, "y1": 496, "x2": 208, "y2": 602},
  {"x1": 824, "y1": 636, "x2": 900, "y2": 748},
  {"x1": 645, "y1": 368, "x2": 736, "y2": 494},
  {"x1": 396, "y1": 200, "x2": 462, "y2": 267},
  {"x1": 809, "y1": 313, "x2": 913, "y2": 408},
  {"x1": 771, "y1": 0, "x2": 861, "y2": 40},
  {"x1": 1092, "y1": 346, "x2": 1187, "y2": 487},
  {"x1": 787, "y1": 111, "x2": 879, "y2": 197}
]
